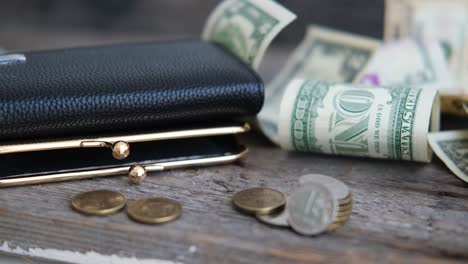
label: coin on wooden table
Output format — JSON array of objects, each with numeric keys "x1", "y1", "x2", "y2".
[
  {"x1": 127, "y1": 197, "x2": 182, "y2": 225},
  {"x1": 256, "y1": 207, "x2": 289, "y2": 227},
  {"x1": 287, "y1": 184, "x2": 337, "y2": 236},
  {"x1": 335, "y1": 213, "x2": 351, "y2": 222},
  {"x1": 338, "y1": 200, "x2": 353, "y2": 212},
  {"x1": 232, "y1": 187, "x2": 286, "y2": 215},
  {"x1": 338, "y1": 193, "x2": 353, "y2": 206},
  {"x1": 327, "y1": 222, "x2": 344, "y2": 233},
  {"x1": 330, "y1": 213, "x2": 351, "y2": 228},
  {"x1": 71, "y1": 190, "x2": 127, "y2": 216},
  {"x1": 336, "y1": 208, "x2": 352, "y2": 217},
  {"x1": 299, "y1": 174, "x2": 350, "y2": 201}
]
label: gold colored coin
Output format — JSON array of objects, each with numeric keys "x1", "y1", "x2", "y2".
[
  {"x1": 330, "y1": 218, "x2": 349, "y2": 229},
  {"x1": 327, "y1": 222, "x2": 343, "y2": 232},
  {"x1": 233, "y1": 187, "x2": 286, "y2": 215},
  {"x1": 338, "y1": 193, "x2": 353, "y2": 206},
  {"x1": 127, "y1": 197, "x2": 182, "y2": 224},
  {"x1": 333, "y1": 208, "x2": 352, "y2": 225},
  {"x1": 335, "y1": 213, "x2": 351, "y2": 223},
  {"x1": 336, "y1": 209, "x2": 352, "y2": 218},
  {"x1": 338, "y1": 201, "x2": 353, "y2": 212},
  {"x1": 71, "y1": 190, "x2": 127, "y2": 216},
  {"x1": 328, "y1": 215, "x2": 351, "y2": 232}
]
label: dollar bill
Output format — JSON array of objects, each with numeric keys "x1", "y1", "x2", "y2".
[
  {"x1": 384, "y1": 0, "x2": 468, "y2": 94},
  {"x1": 428, "y1": 130, "x2": 468, "y2": 182},
  {"x1": 202, "y1": 0, "x2": 296, "y2": 70},
  {"x1": 355, "y1": 38, "x2": 452, "y2": 91},
  {"x1": 259, "y1": 25, "x2": 380, "y2": 141},
  {"x1": 277, "y1": 79, "x2": 440, "y2": 162}
]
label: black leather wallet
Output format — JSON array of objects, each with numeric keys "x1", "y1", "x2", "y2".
[{"x1": 0, "y1": 40, "x2": 264, "y2": 186}]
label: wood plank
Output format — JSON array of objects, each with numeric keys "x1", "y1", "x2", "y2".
[{"x1": 0, "y1": 134, "x2": 467, "y2": 263}]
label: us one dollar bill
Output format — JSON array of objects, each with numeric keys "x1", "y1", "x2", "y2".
[
  {"x1": 384, "y1": 0, "x2": 468, "y2": 94},
  {"x1": 428, "y1": 130, "x2": 468, "y2": 182},
  {"x1": 355, "y1": 38, "x2": 452, "y2": 91},
  {"x1": 202, "y1": 0, "x2": 296, "y2": 70},
  {"x1": 277, "y1": 79, "x2": 440, "y2": 162},
  {"x1": 259, "y1": 25, "x2": 380, "y2": 141}
]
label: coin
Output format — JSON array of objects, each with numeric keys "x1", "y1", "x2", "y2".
[
  {"x1": 338, "y1": 201, "x2": 353, "y2": 212},
  {"x1": 328, "y1": 214, "x2": 351, "y2": 232},
  {"x1": 71, "y1": 190, "x2": 127, "y2": 216},
  {"x1": 338, "y1": 194, "x2": 353, "y2": 206},
  {"x1": 232, "y1": 187, "x2": 286, "y2": 215},
  {"x1": 256, "y1": 207, "x2": 289, "y2": 227},
  {"x1": 335, "y1": 213, "x2": 351, "y2": 222},
  {"x1": 335, "y1": 210, "x2": 351, "y2": 218},
  {"x1": 287, "y1": 184, "x2": 337, "y2": 236},
  {"x1": 127, "y1": 197, "x2": 182, "y2": 224},
  {"x1": 327, "y1": 222, "x2": 343, "y2": 232},
  {"x1": 299, "y1": 174, "x2": 350, "y2": 200}
]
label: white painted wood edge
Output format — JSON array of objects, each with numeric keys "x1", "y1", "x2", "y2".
[{"x1": 0, "y1": 241, "x2": 188, "y2": 264}]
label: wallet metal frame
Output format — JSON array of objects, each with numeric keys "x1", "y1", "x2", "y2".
[
  {"x1": 0, "y1": 123, "x2": 250, "y2": 187},
  {"x1": 0, "y1": 123, "x2": 250, "y2": 154}
]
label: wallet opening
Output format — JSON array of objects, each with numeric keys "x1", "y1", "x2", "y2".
[{"x1": 0, "y1": 123, "x2": 250, "y2": 187}]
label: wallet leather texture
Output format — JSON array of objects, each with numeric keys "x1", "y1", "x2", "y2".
[{"x1": 0, "y1": 40, "x2": 263, "y2": 141}]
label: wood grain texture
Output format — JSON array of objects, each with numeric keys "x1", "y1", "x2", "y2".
[{"x1": 0, "y1": 132, "x2": 467, "y2": 263}]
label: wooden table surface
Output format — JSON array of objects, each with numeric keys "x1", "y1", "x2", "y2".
[
  {"x1": 0, "y1": 131, "x2": 467, "y2": 264},
  {"x1": 0, "y1": 46, "x2": 467, "y2": 264}
]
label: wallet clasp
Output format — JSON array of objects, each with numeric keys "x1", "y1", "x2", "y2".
[{"x1": 80, "y1": 140, "x2": 131, "y2": 160}]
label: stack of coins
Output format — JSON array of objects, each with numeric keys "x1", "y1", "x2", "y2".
[
  {"x1": 298, "y1": 174, "x2": 352, "y2": 233},
  {"x1": 233, "y1": 174, "x2": 352, "y2": 236},
  {"x1": 71, "y1": 190, "x2": 182, "y2": 225}
]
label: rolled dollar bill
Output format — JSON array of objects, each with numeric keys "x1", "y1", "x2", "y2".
[
  {"x1": 259, "y1": 25, "x2": 379, "y2": 142},
  {"x1": 278, "y1": 80, "x2": 440, "y2": 162}
]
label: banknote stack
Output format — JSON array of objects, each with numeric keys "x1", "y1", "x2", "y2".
[
  {"x1": 203, "y1": 0, "x2": 467, "y2": 183},
  {"x1": 232, "y1": 174, "x2": 352, "y2": 235}
]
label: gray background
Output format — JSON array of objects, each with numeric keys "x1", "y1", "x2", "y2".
[{"x1": 0, "y1": 0, "x2": 384, "y2": 51}]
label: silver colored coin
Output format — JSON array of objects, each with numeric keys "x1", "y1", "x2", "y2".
[
  {"x1": 299, "y1": 174, "x2": 349, "y2": 201},
  {"x1": 256, "y1": 207, "x2": 289, "y2": 227},
  {"x1": 287, "y1": 183, "x2": 337, "y2": 236}
]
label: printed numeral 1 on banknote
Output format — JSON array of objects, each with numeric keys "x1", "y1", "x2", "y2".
[
  {"x1": 428, "y1": 130, "x2": 468, "y2": 183},
  {"x1": 278, "y1": 79, "x2": 440, "y2": 162},
  {"x1": 202, "y1": 0, "x2": 296, "y2": 69}
]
